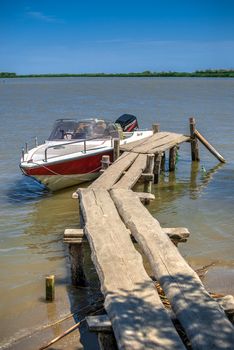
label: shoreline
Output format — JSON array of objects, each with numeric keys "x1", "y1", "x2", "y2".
[{"x1": 1, "y1": 70, "x2": 234, "y2": 79}]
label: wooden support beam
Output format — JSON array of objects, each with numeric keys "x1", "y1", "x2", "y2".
[
  {"x1": 113, "y1": 138, "x2": 120, "y2": 162},
  {"x1": 162, "y1": 227, "x2": 190, "y2": 246},
  {"x1": 169, "y1": 146, "x2": 177, "y2": 171},
  {"x1": 101, "y1": 155, "x2": 110, "y2": 172},
  {"x1": 141, "y1": 173, "x2": 154, "y2": 181},
  {"x1": 68, "y1": 243, "x2": 87, "y2": 286},
  {"x1": 86, "y1": 314, "x2": 112, "y2": 332},
  {"x1": 152, "y1": 123, "x2": 160, "y2": 134},
  {"x1": 216, "y1": 295, "x2": 234, "y2": 323},
  {"x1": 135, "y1": 192, "x2": 155, "y2": 202},
  {"x1": 98, "y1": 333, "x2": 118, "y2": 350},
  {"x1": 153, "y1": 153, "x2": 162, "y2": 184},
  {"x1": 64, "y1": 228, "x2": 87, "y2": 243},
  {"x1": 161, "y1": 152, "x2": 165, "y2": 172},
  {"x1": 189, "y1": 117, "x2": 200, "y2": 161},
  {"x1": 194, "y1": 129, "x2": 226, "y2": 163},
  {"x1": 143, "y1": 154, "x2": 155, "y2": 203},
  {"x1": 64, "y1": 229, "x2": 87, "y2": 286},
  {"x1": 64, "y1": 226, "x2": 190, "y2": 245}
]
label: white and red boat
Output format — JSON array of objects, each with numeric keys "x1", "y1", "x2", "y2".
[{"x1": 20, "y1": 115, "x2": 152, "y2": 191}]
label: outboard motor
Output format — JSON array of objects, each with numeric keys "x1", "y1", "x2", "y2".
[{"x1": 115, "y1": 114, "x2": 139, "y2": 132}]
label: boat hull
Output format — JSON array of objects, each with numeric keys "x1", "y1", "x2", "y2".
[{"x1": 20, "y1": 149, "x2": 113, "y2": 191}]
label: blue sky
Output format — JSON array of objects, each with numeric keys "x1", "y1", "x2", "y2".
[{"x1": 1, "y1": 0, "x2": 234, "y2": 74}]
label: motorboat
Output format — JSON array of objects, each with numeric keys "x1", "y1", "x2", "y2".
[{"x1": 19, "y1": 114, "x2": 153, "y2": 191}]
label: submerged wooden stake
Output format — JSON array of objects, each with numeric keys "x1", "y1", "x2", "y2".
[
  {"x1": 46, "y1": 275, "x2": 55, "y2": 302},
  {"x1": 189, "y1": 117, "x2": 200, "y2": 161}
]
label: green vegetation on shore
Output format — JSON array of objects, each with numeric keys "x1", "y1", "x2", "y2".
[{"x1": 1, "y1": 69, "x2": 234, "y2": 78}]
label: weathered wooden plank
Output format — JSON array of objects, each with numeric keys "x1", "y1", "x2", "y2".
[
  {"x1": 135, "y1": 192, "x2": 155, "y2": 202},
  {"x1": 64, "y1": 228, "x2": 84, "y2": 238},
  {"x1": 86, "y1": 314, "x2": 112, "y2": 332},
  {"x1": 112, "y1": 154, "x2": 147, "y2": 189},
  {"x1": 132, "y1": 133, "x2": 188, "y2": 154},
  {"x1": 78, "y1": 188, "x2": 186, "y2": 350},
  {"x1": 194, "y1": 129, "x2": 226, "y2": 163},
  {"x1": 111, "y1": 189, "x2": 234, "y2": 350},
  {"x1": 120, "y1": 132, "x2": 170, "y2": 152},
  {"x1": 64, "y1": 226, "x2": 189, "y2": 244},
  {"x1": 149, "y1": 135, "x2": 190, "y2": 154},
  {"x1": 162, "y1": 227, "x2": 190, "y2": 243},
  {"x1": 87, "y1": 294, "x2": 234, "y2": 332},
  {"x1": 89, "y1": 152, "x2": 138, "y2": 190}
]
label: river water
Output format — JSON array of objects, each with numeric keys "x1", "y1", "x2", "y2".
[{"x1": 0, "y1": 77, "x2": 233, "y2": 349}]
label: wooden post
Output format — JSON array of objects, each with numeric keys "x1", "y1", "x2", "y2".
[
  {"x1": 189, "y1": 117, "x2": 200, "y2": 161},
  {"x1": 152, "y1": 123, "x2": 160, "y2": 134},
  {"x1": 169, "y1": 146, "x2": 177, "y2": 171},
  {"x1": 143, "y1": 154, "x2": 155, "y2": 204},
  {"x1": 101, "y1": 155, "x2": 110, "y2": 171},
  {"x1": 113, "y1": 138, "x2": 120, "y2": 162},
  {"x1": 69, "y1": 243, "x2": 87, "y2": 286},
  {"x1": 153, "y1": 153, "x2": 162, "y2": 184},
  {"x1": 45, "y1": 275, "x2": 55, "y2": 301},
  {"x1": 161, "y1": 152, "x2": 165, "y2": 172},
  {"x1": 98, "y1": 333, "x2": 118, "y2": 350},
  {"x1": 78, "y1": 199, "x2": 85, "y2": 228}
]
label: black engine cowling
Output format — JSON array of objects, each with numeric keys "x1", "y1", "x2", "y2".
[{"x1": 115, "y1": 114, "x2": 139, "y2": 132}]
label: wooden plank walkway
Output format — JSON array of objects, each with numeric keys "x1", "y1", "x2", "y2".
[
  {"x1": 69, "y1": 125, "x2": 232, "y2": 349},
  {"x1": 111, "y1": 189, "x2": 234, "y2": 350},
  {"x1": 79, "y1": 188, "x2": 185, "y2": 350},
  {"x1": 120, "y1": 131, "x2": 190, "y2": 154}
]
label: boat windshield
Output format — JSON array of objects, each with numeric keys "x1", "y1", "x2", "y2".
[{"x1": 47, "y1": 119, "x2": 120, "y2": 141}]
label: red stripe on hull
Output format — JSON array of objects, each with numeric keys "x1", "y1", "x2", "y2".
[{"x1": 24, "y1": 150, "x2": 113, "y2": 176}]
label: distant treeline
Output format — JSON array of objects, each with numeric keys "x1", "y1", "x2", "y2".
[{"x1": 1, "y1": 70, "x2": 234, "y2": 78}]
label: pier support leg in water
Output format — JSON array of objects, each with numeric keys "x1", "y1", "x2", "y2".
[
  {"x1": 64, "y1": 229, "x2": 87, "y2": 286},
  {"x1": 69, "y1": 243, "x2": 87, "y2": 287},
  {"x1": 169, "y1": 146, "x2": 178, "y2": 171},
  {"x1": 189, "y1": 117, "x2": 200, "y2": 161},
  {"x1": 161, "y1": 152, "x2": 165, "y2": 172},
  {"x1": 100, "y1": 155, "x2": 110, "y2": 174},
  {"x1": 143, "y1": 154, "x2": 155, "y2": 204},
  {"x1": 153, "y1": 153, "x2": 162, "y2": 184}
]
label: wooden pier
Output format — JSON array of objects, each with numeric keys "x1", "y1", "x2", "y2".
[{"x1": 65, "y1": 118, "x2": 233, "y2": 350}]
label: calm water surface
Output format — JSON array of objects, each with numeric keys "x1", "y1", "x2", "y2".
[{"x1": 0, "y1": 77, "x2": 233, "y2": 349}]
